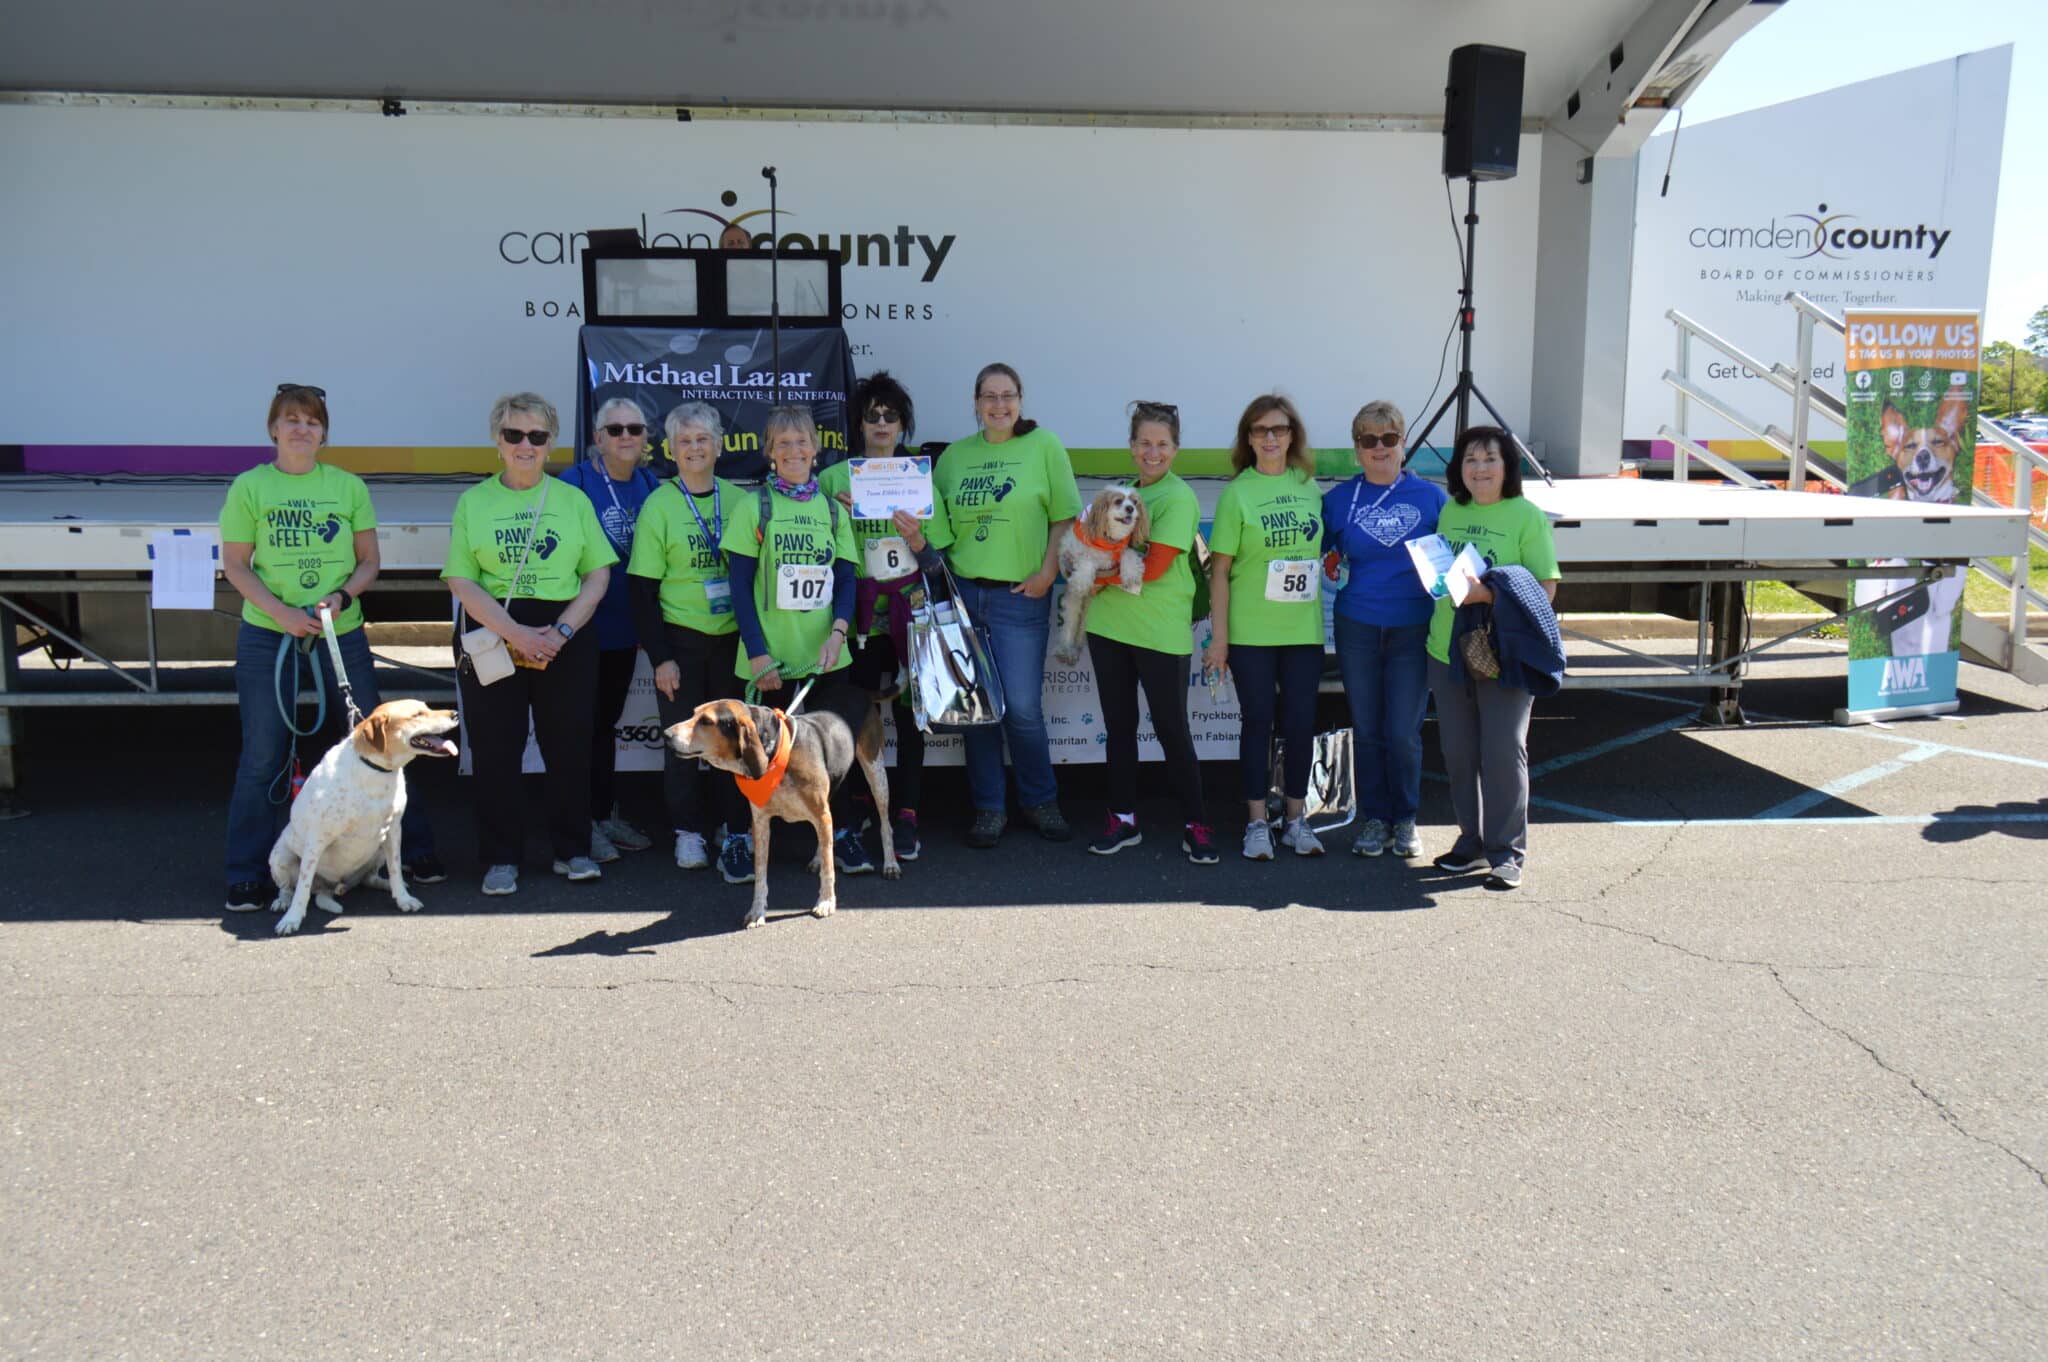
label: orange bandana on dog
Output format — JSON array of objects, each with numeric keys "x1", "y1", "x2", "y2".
[
  {"x1": 1071, "y1": 522, "x2": 1134, "y2": 554},
  {"x1": 734, "y1": 709, "x2": 794, "y2": 808}
]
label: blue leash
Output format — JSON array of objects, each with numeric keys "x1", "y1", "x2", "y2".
[{"x1": 268, "y1": 632, "x2": 328, "y2": 806}]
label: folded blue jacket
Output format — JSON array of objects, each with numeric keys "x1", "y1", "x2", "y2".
[{"x1": 1448, "y1": 564, "x2": 1566, "y2": 697}]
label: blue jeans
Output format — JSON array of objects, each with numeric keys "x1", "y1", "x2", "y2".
[
  {"x1": 1333, "y1": 615, "x2": 1430, "y2": 823},
  {"x1": 225, "y1": 621, "x2": 436, "y2": 882},
  {"x1": 1227, "y1": 642, "x2": 1323, "y2": 803},
  {"x1": 950, "y1": 576, "x2": 1058, "y2": 812}
]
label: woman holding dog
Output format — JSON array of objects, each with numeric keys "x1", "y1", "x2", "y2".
[
  {"x1": 932, "y1": 362, "x2": 1082, "y2": 850},
  {"x1": 1426, "y1": 425, "x2": 1560, "y2": 891},
  {"x1": 1322, "y1": 399, "x2": 1447, "y2": 861},
  {"x1": 444, "y1": 392, "x2": 617, "y2": 897},
  {"x1": 557, "y1": 396, "x2": 661, "y2": 864},
  {"x1": 819, "y1": 371, "x2": 953, "y2": 863},
  {"x1": 627, "y1": 401, "x2": 750, "y2": 873},
  {"x1": 1082, "y1": 400, "x2": 1215, "y2": 864},
  {"x1": 717, "y1": 403, "x2": 868, "y2": 882},
  {"x1": 1204, "y1": 394, "x2": 1327, "y2": 862},
  {"x1": 220, "y1": 383, "x2": 442, "y2": 913}
]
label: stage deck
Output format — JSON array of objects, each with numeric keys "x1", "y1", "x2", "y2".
[{"x1": 0, "y1": 473, "x2": 2029, "y2": 573}]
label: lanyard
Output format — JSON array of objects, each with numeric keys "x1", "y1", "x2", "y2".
[
  {"x1": 591, "y1": 458, "x2": 643, "y2": 547},
  {"x1": 1348, "y1": 473, "x2": 1400, "y2": 530},
  {"x1": 678, "y1": 476, "x2": 721, "y2": 548}
]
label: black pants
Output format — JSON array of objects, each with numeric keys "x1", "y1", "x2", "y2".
[
  {"x1": 459, "y1": 598, "x2": 598, "y2": 865},
  {"x1": 845, "y1": 632, "x2": 923, "y2": 813},
  {"x1": 1229, "y1": 642, "x2": 1322, "y2": 803},
  {"x1": 1088, "y1": 634, "x2": 1203, "y2": 824},
  {"x1": 589, "y1": 645, "x2": 640, "y2": 821},
  {"x1": 652, "y1": 625, "x2": 749, "y2": 838}
]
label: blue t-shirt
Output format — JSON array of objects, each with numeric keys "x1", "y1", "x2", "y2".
[
  {"x1": 1321, "y1": 472, "x2": 1449, "y2": 628},
  {"x1": 557, "y1": 458, "x2": 660, "y2": 649}
]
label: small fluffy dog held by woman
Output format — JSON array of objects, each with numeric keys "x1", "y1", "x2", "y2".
[{"x1": 1052, "y1": 487, "x2": 1150, "y2": 665}]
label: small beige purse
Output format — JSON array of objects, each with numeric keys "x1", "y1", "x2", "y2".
[{"x1": 457, "y1": 480, "x2": 549, "y2": 686}]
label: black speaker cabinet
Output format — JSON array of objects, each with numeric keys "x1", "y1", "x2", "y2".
[{"x1": 1442, "y1": 44, "x2": 1525, "y2": 181}]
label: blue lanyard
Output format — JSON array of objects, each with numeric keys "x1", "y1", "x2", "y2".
[
  {"x1": 591, "y1": 458, "x2": 647, "y2": 549},
  {"x1": 678, "y1": 477, "x2": 721, "y2": 549}
]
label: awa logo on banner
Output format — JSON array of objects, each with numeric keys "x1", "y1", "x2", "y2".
[{"x1": 1843, "y1": 308, "x2": 1979, "y2": 720}]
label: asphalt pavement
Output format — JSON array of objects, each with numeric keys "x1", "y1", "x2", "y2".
[{"x1": 3, "y1": 640, "x2": 2045, "y2": 1360}]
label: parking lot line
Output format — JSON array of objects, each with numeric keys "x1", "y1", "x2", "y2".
[{"x1": 1751, "y1": 744, "x2": 1945, "y2": 820}]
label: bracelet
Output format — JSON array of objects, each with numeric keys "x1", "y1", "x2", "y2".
[
  {"x1": 334, "y1": 588, "x2": 353, "y2": 611},
  {"x1": 830, "y1": 621, "x2": 850, "y2": 635}
]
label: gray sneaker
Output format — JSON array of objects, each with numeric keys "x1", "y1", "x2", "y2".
[
  {"x1": 1281, "y1": 818, "x2": 1325, "y2": 857},
  {"x1": 1350, "y1": 818, "x2": 1389, "y2": 857},
  {"x1": 588, "y1": 822, "x2": 621, "y2": 864},
  {"x1": 552, "y1": 856, "x2": 603, "y2": 882},
  {"x1": 1391, "y1": 819, "x2": 1422, "y2": 858},
  {"x1": 1485, "y1": 861, "x2": 1523, "y2": 890},
  {"x1": 1242, "y1": 819, "x2": 1275, "y2": 861},
  {"x1": 598, "y1": 809, "x2": 653, "y2": 853},
  {"x1": 481, "y1": 864, "x2": 519, "y2": 896}
]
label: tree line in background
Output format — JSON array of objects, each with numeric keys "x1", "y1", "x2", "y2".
[{"x1": 1981, "y1": 303, "x2": 2048, "y2": 420}]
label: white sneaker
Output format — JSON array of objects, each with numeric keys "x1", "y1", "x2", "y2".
[
  {"x1": 673, "y1": 830, "x2": 710, "y2": 870},
  {"x1": 1350, "y1": 819, "x2": 1389, "y2": 857},
  {"x1": 588, "y1": 822, "x2": 621, "y2": 864},
  {"x1": 1282, "y1": 818, "x2": 1326, "y2": 857},
  {"x1": 1391, "y1": 819, "x2": 1423, "y2": 858},
  {"x1": 552, "y1": 856, "x2": 603, "y2": 882},
  {"x1": 1242, "y1": 819, "x2": 1275, "y2": 861}
]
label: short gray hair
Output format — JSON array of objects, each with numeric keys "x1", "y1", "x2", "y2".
[
  {"x1": 593, "y1": 396, "x2": 649, "y2": 434},
  {"x1": 761, "y1": 403, "x2": 818, "y2": 450},
  {"x1": 664, "y1": 400, "x2": 723, "y2": 446},
  {"x1": 489, "y1": 391, "x2": 559, "y2": 441}
]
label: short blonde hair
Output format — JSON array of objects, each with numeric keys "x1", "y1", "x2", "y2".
[
  {"x1": 1351, "y1": 400, "x2": 1405, "y2": 442},
  {"x1": 488, "y1": 391, "x2": 559, "y2": 441}
]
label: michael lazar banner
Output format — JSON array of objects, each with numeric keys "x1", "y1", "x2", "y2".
[{"x1": 1843, "y1": 308, "x2": 1980, "y2": 720}]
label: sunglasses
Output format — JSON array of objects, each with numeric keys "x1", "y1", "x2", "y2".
[
  {"x1": 1249, "y1": 422, "x2": 1293, "y2": 439},
  {"x1": 1355, "y1": 432, "x2": 1403, "y2": 448},
  {"x1": 499, "y1": 427, "x2": 552, "y2": 446},
  {"x1": 1134, "y1": 400, "x2": 1179, "y2": 417},
  {"x1": 863, "y1": 407, "x2": 902, "y2": 425},
  {"x1": 276, "y1": 382, "x2": 326, "y2": 397},
  {"x1": 601, "y1": 423, "x2": 646, "y2": 437}
]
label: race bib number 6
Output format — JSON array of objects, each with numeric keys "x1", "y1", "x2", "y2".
[
  {"x1": 1265, "y1": 559, "x2": 1316, "y2": 603},
  {"x1": 777, "y1": 562, "x2": 832, "y2": 610},
  {"x1": 863, "y1": 535, "x2": 913, "y2": 580}
]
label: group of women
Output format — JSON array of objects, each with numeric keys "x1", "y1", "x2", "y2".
[{"x1": 220, "y1": 370, "x2": 1558, "y2": 911}]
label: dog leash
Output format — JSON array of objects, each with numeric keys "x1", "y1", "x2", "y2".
[
  {"x1": 317, "y1": 604, "x2": 367, "y2": 728},
  {"x1": 744, "y1": 659, "x2": 816, "y2": 716}
]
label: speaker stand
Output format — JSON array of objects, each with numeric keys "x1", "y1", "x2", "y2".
[{"x1": 1407, "y1": 176, "x2": 1553, "y2": 487}]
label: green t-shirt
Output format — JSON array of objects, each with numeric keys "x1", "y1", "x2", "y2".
[
  {"x1": 934, "y1": 427, "x2": 1083, "y2": 583},
  {"x1": 626, "y1": 477, "x2": 742, "y2": 636},
  {"x1": 1426, "y1": 495, "x2": 1562, "y2": 663},
  {"x1": 1082, "y1": 473, "x2": 1199, "y2": 657},
  {"x1": 218, "y1": 462, "x2": 377, "y2": 634},
  {"x1": 442, "y1": 474, "x2": 617, "y2": 602},
  {"x1": 1210, "y1": 466, "x2": 1325, "y2": 647},
  {"x1": 719, "y1": 486, "x2": 860, "y2": 681}
]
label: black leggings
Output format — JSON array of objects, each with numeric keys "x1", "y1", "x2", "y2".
[
  {"x1": 845, "y1": 632, "x2": 923, "y2": 814},
  {"x1": 651, "y1": 625, "x2": 751, "y2": 839},
  {"x1": 459, "y1": 598, "x2": 598, "y2": 865},
  {"x1": 589, "y1": 645, "x2": 639, "y2": 820},
  {"x1": 1087, "y1": 634, "x2": 1203, "y2": 824},
  {"x1": 1228, "y1": 642, "x2": 1322, "y2": 803}
]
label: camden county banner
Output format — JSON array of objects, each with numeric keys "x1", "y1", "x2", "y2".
[
  {"x1": 1843, "y1": 308, "x2": 1980, "y2": 718},
  {"x1": 576, "y1": 324, "x2": 856, "y2": 482}
]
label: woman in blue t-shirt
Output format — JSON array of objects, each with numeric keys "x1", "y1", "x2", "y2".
[
  {"x1": 557, "y1": 396, "x2": 662, "y2": 862},
  {"x1": 1320, "y1": 400, "x2": 1448, "y2": 861}
]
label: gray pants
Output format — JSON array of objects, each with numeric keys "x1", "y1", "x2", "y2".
[{"x1": 1428, "y1": 656, "x2": 1535, "y2": 868}]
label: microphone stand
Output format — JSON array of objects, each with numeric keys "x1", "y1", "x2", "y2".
[{"x1": 761, "y1": 166, "x2": 781, "y2": 404}]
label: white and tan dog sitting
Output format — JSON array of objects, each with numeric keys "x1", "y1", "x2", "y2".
[
  {"x1": 666, "y1": 692, "x2": 899, "y2": 930},
  {"x1": 1052, "y1": 486, "x2": 1151, "y2": 665},
  {"x1": 269, "y1": 699, "x2": 459, "y2": 935}
]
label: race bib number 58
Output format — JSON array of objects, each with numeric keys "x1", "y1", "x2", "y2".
[{"x1": 1265, "y1": 559, "x2": 1316, "y2": 603}]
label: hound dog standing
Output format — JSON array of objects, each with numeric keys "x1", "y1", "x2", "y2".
[
  {"x1": 269, "y1": 700, "x2": 459, "y2": 935},
  {"x1": 666, "y1": 686, "x2": 900, "y2": 928}
]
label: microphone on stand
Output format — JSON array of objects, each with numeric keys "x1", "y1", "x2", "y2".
[{"x1": 762, "y1": 167, "x2": 781, "y2": 405}]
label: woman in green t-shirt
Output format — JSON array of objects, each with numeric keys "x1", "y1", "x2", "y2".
[
  {"x1": 1079, "y1": 400, "x2": 1215, "y2": 865},
  {"x1": 931, "y1": 362, "x2": 1082, "y2": 850},
  {"x1": 717, "y1": 403, "x2": 871, "y2": 880},
  {"x1": 1204, "y1": 394, "x2": 1328, "y2": 862},
  {"x1": 627, "y1": 400, "x2": 749, "y2": 874},
  {"x1": 1425, "y1": 425, "x2": 1561, "y2": 891},
  {"x1": 219, "y1": 383, "x2": 442, "y2": 912},
  {"x1": 443, "y1": 391, "x2": 618, "y2": 897}
]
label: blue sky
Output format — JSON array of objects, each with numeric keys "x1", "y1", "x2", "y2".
[{"x1": 1668, "y1": 0, "x2": 2043, "y2": 344}]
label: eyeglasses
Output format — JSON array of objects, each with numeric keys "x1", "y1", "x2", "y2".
[
  {"x1": 601, "y1": 423, "x2": 646, "y2": 437},
  {"x1": 1249, "y1": 422, "x2": 1293, "y2": 439},
  {"x1": 499, "y1": 428, "x2": 553, "y2": 446},
  {"x1": 864, "y1": 407, "x2": 902, "y2": 425},
  {"x1": 1355, "y1": 432, "x2": 1403, "y2": 449},
  {"x1": 276, "y1": 383, "x2": 326, "y2": 397},
  {"x1": 976, "y1": 390, "x2": 1021, "y2": 404}
]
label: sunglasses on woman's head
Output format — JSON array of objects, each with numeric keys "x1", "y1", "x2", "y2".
[
  {"x1": 1356, "y1": 432, "x2": 1403, "y2": 448},
  {"x1": 499, "y1": 428, "x2": 552, "y2": 445},
  {"x1": 602, "y1": 423, "x2": 646, "y2": 437},
  {"x1": 276, "y1": 382, "x2": 326, "y2": 397}
]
